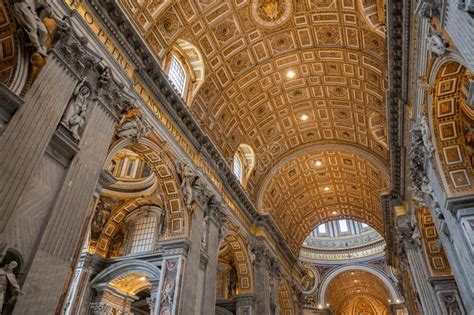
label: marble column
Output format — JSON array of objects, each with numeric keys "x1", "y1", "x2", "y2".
[
  {"x1": 202, "y1": 195, "x2": 228, "y2": 315},
  {"x1": 9, "y1": 25, "x2": 132, "y2": 314},
  {"x1": 250, "y1": 238, "x2": 280, "y2": 315},
  {"x1": 432, "y1": 199, "x2": 474, "y2": 313},
  {"x1": 147, "y1": 278, "x2": 160, "y2": 315},
  {"x1": 397, "y1": 215, "x2": 442, "y2": 315},
  {"x1": 0, "y1": 53, "x2": 77, "y2": 233}
]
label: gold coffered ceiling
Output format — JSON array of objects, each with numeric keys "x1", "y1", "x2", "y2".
[
  {"x1": 259, "y1": 148, "x2": 388, "y2": 251},
  {"x1": 119, "y1": 0, "x2": 388, "y2": 251},
  {"x1": 326, "y1": 270, "x2": 390, "y2": 314}
]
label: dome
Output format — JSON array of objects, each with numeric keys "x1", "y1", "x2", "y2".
[{"x1": 300, "y1": 219, "x2": 385, "y2": 264}]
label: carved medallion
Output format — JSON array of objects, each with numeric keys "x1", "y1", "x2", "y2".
[{"x1": 250, "y1": 0, "x2": 293, "y2": 28}]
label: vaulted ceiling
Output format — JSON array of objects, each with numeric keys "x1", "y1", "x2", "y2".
[
  {"x1": 119, "y1": 0, "x2": 388, "y2": 252},
  {"x1": 326, "y1": 270, "x2": 390, "y2": 314}
]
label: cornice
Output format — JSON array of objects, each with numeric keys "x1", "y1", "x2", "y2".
[
  {"x1": 385, "y1": 0, "x2": 411, "y2": 264},
  {"x1": 83, "y1": 0, "x2": 297, "y2": 263}
]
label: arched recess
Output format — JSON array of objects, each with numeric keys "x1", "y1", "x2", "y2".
[
  {"x1": 104, "y1": 137, "x2": 187, "y2": 238},
  {"x1": 91, "y1": 259, "x2": 160, "y2": 296},
  {"x1": 93, "y1": 197, "x2": 164, "y2": 258},
  {"x1": 233, "y1": 143, "x2": 255, "y2": 188},
  {"x1": 278, "y1": 278, "x2": 295, "y2": 315},
  {"x1": 416, "y1": 206, "x2": 452, "y2": 276},
  {"x1": 427, "y1": 54, "x2": 474, "y2": 196},
  {"x1": 219, "y1": 225, "x2": 255, "y2": 295},
  {"x1": 257, "y1": 145, "x2": 389, "y2": 252},
  {"x1": 92, "y1": 259, "x2": 161, "y2": 284},
  {"x1": 318, "y1": 264, "x2": 401, "y2": 305}
]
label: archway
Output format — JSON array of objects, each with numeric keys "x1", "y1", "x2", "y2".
[
  {"x1": 318, "y1": 264, "x2": 401, "y2": 305},
  {"x1": 427, "y1": 56, "x2": 474, "y2": 196},
  {"x1": 258, "y1": 146, "x2": 390, "y2": 253},
  {"x1": 104, "y1": 137, "x2": 188, "y2": 240}
]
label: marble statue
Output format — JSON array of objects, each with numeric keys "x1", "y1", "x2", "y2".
[
  {"x1": 12, "y1": 0, "x2": 54, "y2": 56},
  {"x1": 0, "y1": 261, "x2": 23, "y2": 314},
  {"x1": 177, "y1": 161, "x2": 196, "y2": 210},
  {"x1": 420, "y1": 114, "x2": 434, "y2": 156},
  {"x1": 61, "y1": 78, "x2": 91, "y2": 141},
  {"x1": 427, "y1": 32, "x2": 448, "y2": 56},
  {"x1": 116, "y1": 108, "x2": 151, "y2": 142}
]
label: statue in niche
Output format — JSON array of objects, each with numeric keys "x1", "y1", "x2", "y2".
[
  {"x1": 427, "y1": 32, "x2": 448, "y2": 56},
  {"x1": 419, "y1": 114, "x2": 434, "y2": 156},
  {"x1": 116, "y1": 108, "x2": 151, "y2": 142},
  {"x1": 0, "y1": 261, "x2": 23, "y2": 314},
  {"x1": 200, "y1": 219, "x2": 209, "y2": 253},
  {"x1": 90, "y1": 201, "x2": 110, "y2": 240},
  {"x1": 12, "y1": 0, "x2": 55, "y2": 57},
  {"x1": 177, "y1": 161, "x2": 197, "y2": 212},
  {"x1": 61, "y1": 78, "x2": 91, "y2": 141}
]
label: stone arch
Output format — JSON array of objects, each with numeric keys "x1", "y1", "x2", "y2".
[
  {"x1": 105, "y1": 137, "x2": 188, "y2": 240},
  {"x1": 318, "y1": 264, "x2": 401, "y2": 305},
  {"x1": 219, "y1": 227, "x2": 255, "y2": 295},
  {"x1": 427, "y1": 53, "x2": 474, "y2": 196},
  {"x1": 92, "y1": 259, "x2": 161, "y2": 284},
  {"x1": 94, "y1": 197, "x2": 163, "y2": 258},
  {"x1": 257, "y1": 144, "x2": 390, "y2": 252},
  {"x1": 91, "y1": 259, "x2": 160, "y2": 296},
  {"x1": 278, "y1": 278, "x2": 295, "y2": 315}
]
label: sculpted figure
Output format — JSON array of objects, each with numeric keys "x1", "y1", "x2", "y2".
[
  {"x1": 420, "y1": 114, "x2": 434, "y2": 156},
  {"x1": 427, "y1": 32, "x2": 447, "y2": 56},
  {"x1": 13, "y1": 0, "x2": 54, "y2": 56},
  {"x1": 61, "y1": 78, "x2": 91, "y2": 141},
  {"x1": 0, "y1": 261, "x2": 23, "y2": 314},
  {"x1": 177, "y1": 161, "x2": 196, "y2": 210},
  {"x1": 116, "y1": 108, "x2": 150, "y2": 142}
]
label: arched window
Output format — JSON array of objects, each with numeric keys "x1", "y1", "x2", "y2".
[
  {"x1": 123, "y1": 206, "x2": 164, "y2": 255},
  {"x1": 164, "y1": 40, "x2": 205, "y2": 105},
  {"x1": 233, "y1": 154, "x2": 243, "y2": 183},
  {"x1": 128, "y1": 214, "x2": 157, "y2": 254},
  {"x1": 168, "y1": 56, "x2": 187, "y2": 96},
  {"x1": 233, "y1": 144, "x2": 255, "y2": 188}
]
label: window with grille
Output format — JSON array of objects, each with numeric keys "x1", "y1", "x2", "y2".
[
  {"x1": 318, "y1": 224, "x2": 327, "y2": 234},
  {"x1": 128, "y1": 215, "x2": 157, "y2": 254},
  {"x1": 168, "y1": 56, "x2": 186, "y2": 96},
  {"x1": 339, "y1": 219, "x2": 349, "y2": 233},
  {"x1": 233, "y1": 155, "x2": 243, "y2": 183}
]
